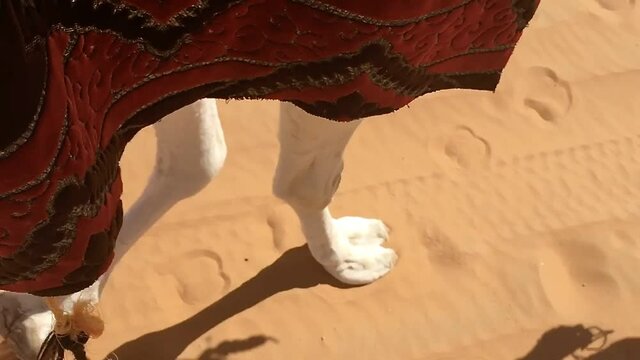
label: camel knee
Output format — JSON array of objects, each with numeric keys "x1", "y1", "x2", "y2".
[
  {"x1": 272, "y1": 160, "x2": 342, "y2": 210},
  {"x1": 274, "y1": 103, "x2": 359, "y2": 210}
]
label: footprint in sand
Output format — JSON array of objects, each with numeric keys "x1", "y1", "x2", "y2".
[
  {"x1": 156, "y1": 249, "x2": 231, "y2": 305},
  {"x1": 538, "y1": 234, "x2": 619, "y2": 316},
  {"x1": 520, "y1": 67, "x2": 573, "y2": 124},
  {"x1": 441, "y1": 126, "x2": 491, "y2": 170},
  {"x1": 595, "y1": 0, "x2": 635, "y2": 11}
]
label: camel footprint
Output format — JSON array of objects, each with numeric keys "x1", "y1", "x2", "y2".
[
  {"x1": 519, "y1": 67, "x2": 573, "y2": 124},
  {"x1": 443, "y1": 126, "x2": 492, "y2": 170},
  {"x1": 156, "y1": 249, "x2": 231, "y2": 305}
]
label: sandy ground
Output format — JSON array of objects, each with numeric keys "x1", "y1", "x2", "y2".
[{"x1": 3, "y1": 1, "x2": 640, "y2": 359}]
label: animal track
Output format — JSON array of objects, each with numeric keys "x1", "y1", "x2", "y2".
[
  {"x1": 443, "y1": 126, "x2": 491, "y2": 170},
  {"x1": 352, "y1": 133, "x2": 640, "y2": 245},
  {"x1": 156, "y1": 249, "x2": 231, "y2": 305},
  {"x1": 521, "y1": 67, "x2": 573, "y2": 124}
]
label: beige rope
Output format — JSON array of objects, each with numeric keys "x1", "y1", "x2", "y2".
[
  {"x1": 45, "y1": 297, "x2": 105, "y2": 339},
  {"x1": 40, "y1": 298, "x2": 105, "y2": 359}
]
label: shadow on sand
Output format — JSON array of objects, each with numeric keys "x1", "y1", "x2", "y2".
[
  {"x1": 178, "y1": 335, "x2": 277, "y2": 360},
  {"x1": 105, "y1": 247, "x2": 640, "y2": 360},
  {"x1": 519, "y1": 324, "x2": 640, "y2": 360},
  {"x1": 105, "y1": 246, "x2": 350, "y2": 360}
]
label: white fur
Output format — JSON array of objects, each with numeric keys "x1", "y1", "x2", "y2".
[
  {"x1": 1, "y1": 99, "x2": 397, "y2": 356},
  {"x1": 273, "y1": 103, "x2": 397, "y2": 284}
]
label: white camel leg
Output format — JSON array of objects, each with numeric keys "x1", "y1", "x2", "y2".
[
  {"x1": 106, "y1": 97, "x2": 227, "y2": 278},
  {"x1": 1, "y1": 99, "x2": 227, "y2": 359},
  {"x1": 273, "y1": 103, "x2": 397, "y2": 285}
]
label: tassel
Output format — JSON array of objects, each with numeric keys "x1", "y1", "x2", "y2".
[{"x1": 37, "y1": 297, "x2": 105, "y2": 360}]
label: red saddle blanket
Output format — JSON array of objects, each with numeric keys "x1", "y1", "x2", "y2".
[{"x1": 0, "y1": 0, "x2": 539, "y2": 296}]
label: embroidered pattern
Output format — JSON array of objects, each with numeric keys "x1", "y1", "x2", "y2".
[{"x1": 0, "y1": 0, "x2": 540, "y2": 295}]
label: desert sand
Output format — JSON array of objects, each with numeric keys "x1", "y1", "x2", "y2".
[{"x1": 3, "y1": 1, "x2": 640, "y2": 359}]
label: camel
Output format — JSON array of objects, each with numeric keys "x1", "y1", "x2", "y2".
[
  {"x1": 2, "y1": 99, "x2": 397, "y2": 358},
  {"x1": 0, "y1": 1, "x2": 540, "y2": 358}
]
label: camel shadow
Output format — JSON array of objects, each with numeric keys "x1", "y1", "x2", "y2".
[
  {"x1": 104, "y1": 245, "x2": 351, "y2": 360},
  {"x1": 519, "y1": 324, "x2": 640, "y2": 360}
]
